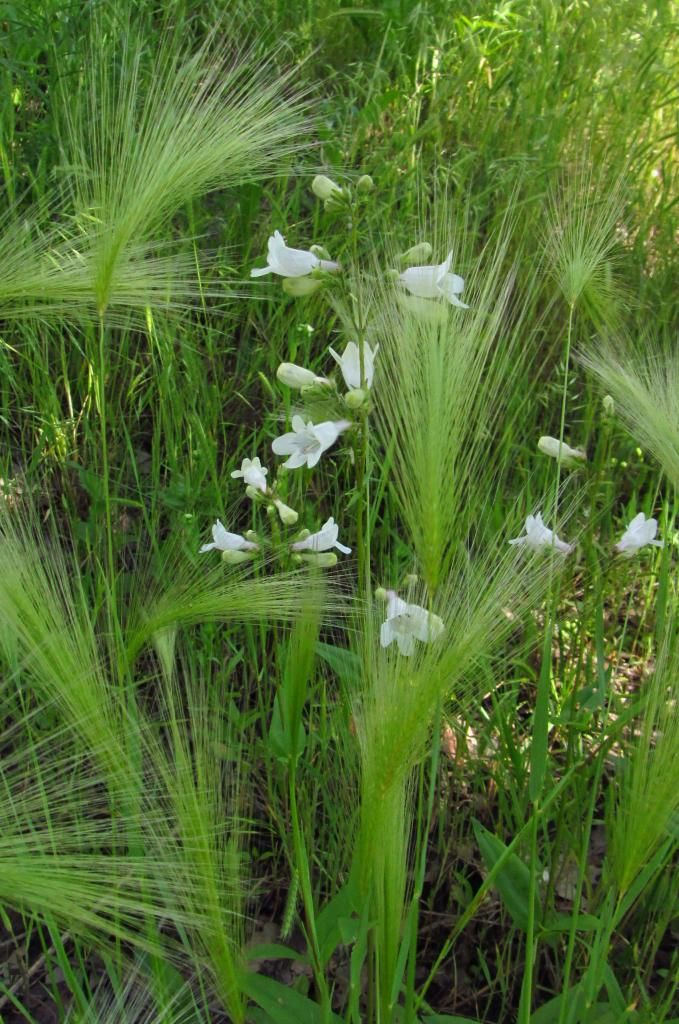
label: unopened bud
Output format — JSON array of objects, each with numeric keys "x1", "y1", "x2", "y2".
[
  {"x1": 356, "y1": 174, "x2": 374, "y2": 192},
  {"x1": 537, "y1": 436, "x2": 587, "y2": 467},
  {"x1": 244, "y1": 530, "x2": 258, "y2": 543},
  {"x1": 245, "y1": 484, "x2": 263, "y2": 502},
  {"x1": 344, "y1": 388, "x2": 368, "y2": 410},
  {"x1": 404, "y1": 573, "x2": 418, "y2": 586},
  {"x1": 311, "y1": 175, "x2": 343, "y2": 202},
  {"x1": 602, "y1": 395, "x2": 615, "y2": 416},
  {"x1": 400, "y1": 242, "x2": 433, "y2": 265},
  {"x1": 282, "y1": 276, "x2": 324, "y2": 297},
  {"x1": 375, "y1": 587, "x2": 388, "y2": 601},
  {"x1": 277, "y1": 362, "x2": 327, "y2": 389},
  {"x1": 296, "y1": 552, "x2": 338, "y2": 568},
  {"x1": 273, "y1": 498, "x2": 298, "y2": 526},
  {"x1": 221, "y1": 549, "x2": 256, "y2": 565}
]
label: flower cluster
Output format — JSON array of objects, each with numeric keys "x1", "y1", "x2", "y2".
[
  {"x1": 200, "y1": 454, "x2": 351, "y2": 567},
  {"x1": 202, "y1": 172, "x2": 668, "y2": 664}
]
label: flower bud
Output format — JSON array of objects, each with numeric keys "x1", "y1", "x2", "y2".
[
  {"x1": 277, "y1": 362, "x2": 326, "y2": 389},
  {"x1": 356, "y1": 174, "x2": 374, "y2": 192},
  {"x1": 282, "y1": 276, "x2": 324, "y2": 297},
  {"x1": 245, "y1": 485, "x2": 263, "y2": 502},
  {"x1": 344, "y1": 388, "x2": 368, "y2": 410},
  {"x1": 404, "y1": 573, "x2": 419, "y2": 586},
  {"x1": 311, "y1": 175, "x2": 343, "y2": 201},
  {"x1": 273, "y1": 498, "x2": 298, "y2": 525},
  {"x1": 537, "y1": 436, "x2": 587, "y2": 467},
  {"x1": 221, "y1": 549, "x2": 256, "y2": 565},
  {"x1": 296, "y1": 552, "x2": 338, "y2": 568},
  {"x1": 602, "y1": 394, "x2": 615, "y2": 416},
  {"x1": 399, "y1": 242, "x2": 433, "y2": 265},
  {"x1": 374, "y1": 587, "x2": 388, "y2": 601},
  {"x1": 244, "y1": 530, "x2": 259, "y2": 543},
  {"x1": 310, "y1": 244, "x2": 333, "y2": 261}
]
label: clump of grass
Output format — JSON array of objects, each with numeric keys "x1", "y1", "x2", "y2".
[
  {"x1": 59, "y1": 22, "x2": 311, "y2": 316},
  {"x1": 581, "y1": 336, "x2": 679, "y2": 489},
  {"x1": 544, "y1": 166, "x2": 627, "y2": 329},
  {"x1": 606, "y1": 628, "x2": 679, "y2": 897},
  {"x1": 371, "y1": 212, "x2": 544, "y2": 594}
]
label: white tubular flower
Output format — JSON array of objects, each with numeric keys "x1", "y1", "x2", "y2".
[
  {"x1": 398, "y1": 251, "x2": 469, "y2": 308},
  {"x1": 379, "y1": 589, "x2": 444, "y2": 657},
  {"x1": 250, "y1": 230, "x2": 339, "y2": 278},
  {"x1": 615, "y1": 513, "x2": 664, "y2": 558},
  {"x1": 272, "y1": 416, "x2": 351, "y2": 469},
  {"x1": 231, "y1": 457, "x2": 268, "y2": 493},
  {"x1": 328, "y1": 341, "x2": 379, "y2": 390},
  {"x1": 291, "y1": 517, "x2": 351, "y2": 555},
  {"x1": 538, "y1": 436, "x2": 587, "y2": 467},
  {"x1": 200, "y1": 520, "x2": 258, "y2": 554},
  {"x1": 276, "y1": 362, "x2": 329, "y2": 389},
  {"x1": 508, "y1": 513, "x2": 573, "y2": 555},
  {"x1": 273, "y1": 498, "x2": 299, "y2": 526}
]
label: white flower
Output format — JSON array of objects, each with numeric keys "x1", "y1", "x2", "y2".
[
  {"x1": 291, "y1": 517, "x2": 351, "y2": 555},
  {"x1": 398, "y1": 251, "x2": 468, "y2": 308},
  {"x1": 538, "y1": 436, "x2": 587, "y2": 466},
  {"x1": 230, "y1": 457, "x2": 268, "y2": 493},
  {"x1": 379, "y1": 590, "x2": 444, "y2": 656},
  {"x1": 272, "y1": 416, "x2": 351, "y2": 469},
  {"x1": 250, "y1": 230, "x2": 339, "y2": 278},
  {"x1": 273, "y1": 498, "x2": 298, "y2": 526},
  {"x1": 615, "y1": 513, "x2": 663, "y2": 558},
  {"x1": 328, "y1": 341, "x2": 379, "y2": 390},
  {"x1": 508, "y1": 513, "x2": 573, "y2": 555},
  {"x1": 200, "y1": 520, "x2": 258, "y2": 554},
  {"x1": 276, "y1": 363, "x2": 329, "y2": 389}
]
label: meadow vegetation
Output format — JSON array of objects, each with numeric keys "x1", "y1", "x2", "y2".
[{"x1": 0, "y1": 2, "x2": 677, "y2": 1022}]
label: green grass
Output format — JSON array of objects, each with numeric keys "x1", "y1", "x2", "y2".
[{"x1": 0, "y1": 1, "x2": 677, "y2": 1021}]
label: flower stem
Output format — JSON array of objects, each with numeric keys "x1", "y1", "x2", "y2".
[
  {"x1": 288, "y1": 763, "x2": 331, "y2": 1020},
  {"x1": 552, "y1": 302, "x2": 575, "y2": 524}
]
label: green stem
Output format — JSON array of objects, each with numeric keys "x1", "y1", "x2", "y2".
[
  {"x1": 518, "y1": 805, "x2": 540, "y2": 1024},
  {"x1": 96, "y1": 315, "x2": 116, "y2": 613},
  {"x1": 557, "y1": 746, "x2": 606, "y2": 1024},
  {"x1": 288, "y1": 764, "x2": 331, "y2": 1020},
  {"x1": 552, "y1": 302, "x2": 575, "y2": 524}
]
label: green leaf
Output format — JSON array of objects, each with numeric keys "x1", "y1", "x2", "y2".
[
  {"x1": 246, "y1": 943, "x2": 304, "y2": 963},
  {"x1": 268, "y1": 689, "x2": 306, "y2": 762},
  {"x1": 542, "y1": 912, "x2": 601, "y2": 934},
  {"x1": 472, "y1": 819, "x2": 540, "y2": 933},
  {"x1": 239, "y1": 971, "x2": 342, "y2": 1024},
  {"x1": 315, "y1": 641, "x2": 362, "y2": 686},
  {"x1": 315, "y1": 881, "x2": 359, "y2": 966},
  {"x1": 421, "y1": 1015, "x2": 484, "y2": 1023},
  {"x1": 529, "y1": 623, "x2": 552, "y2": 802}
]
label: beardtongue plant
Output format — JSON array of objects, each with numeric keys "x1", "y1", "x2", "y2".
[{"x1": 198, "y1": 174, "x2": 671, "y2": 1024}]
